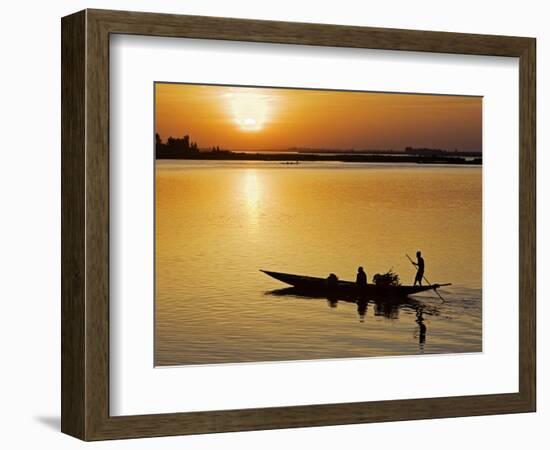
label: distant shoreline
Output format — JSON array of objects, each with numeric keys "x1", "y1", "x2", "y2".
[{"x1": 155, "y1": 151, "x2": 482, "y2": 165}]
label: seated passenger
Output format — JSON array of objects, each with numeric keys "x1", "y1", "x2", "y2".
[{"x1": 327, "y1": 273, "x2": 339, "y2": 286}]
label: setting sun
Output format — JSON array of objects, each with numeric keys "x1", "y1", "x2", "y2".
[{"x1": 226, "y1": 91, "x2": 274, "y2": 132}]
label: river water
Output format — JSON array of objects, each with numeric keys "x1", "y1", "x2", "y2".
[{"x1": 155, "y1": 160, "x2": 482, "y2": 365}]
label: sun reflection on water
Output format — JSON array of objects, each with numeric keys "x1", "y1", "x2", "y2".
[{"x1": 243, "y1": 169, "x2": 261, "y2": 227}]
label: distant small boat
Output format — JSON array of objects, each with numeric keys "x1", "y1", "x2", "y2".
[{"x1": 261, "y1": 270, "x2": 450, "y2": 298}]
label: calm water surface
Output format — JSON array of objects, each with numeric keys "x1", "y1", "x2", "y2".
[{"x1": 155, "y1": 160, "x2": 482, "y2": 365}]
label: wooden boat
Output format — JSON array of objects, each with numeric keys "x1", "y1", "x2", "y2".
[{"x1": 261, "y1": 270, "x2": 450, "y2": 298}]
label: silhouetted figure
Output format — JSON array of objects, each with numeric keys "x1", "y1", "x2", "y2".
[
  {"x1": 326, "y1": 273, "x2": 339, "y2": 289},
  {"x1": 356, "y1": 266, "x2": 367, "y2": 288},
  {"x1": 412, "y1": 251, "x2": 425, "y2": 286}
]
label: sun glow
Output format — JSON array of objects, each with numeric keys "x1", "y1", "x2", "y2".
[{"x1": 226, "y1": 91, "x2": 274, "y2": 132}]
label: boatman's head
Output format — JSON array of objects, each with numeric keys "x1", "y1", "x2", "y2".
[
  {"x1": 416, "y1": 251, "x2": 421, "y2": 257},
  {"x1": 358, "y1": 266, "x2": 364, "y2": 272}
]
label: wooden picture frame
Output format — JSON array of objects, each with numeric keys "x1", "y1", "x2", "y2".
[{"x1": 61, "y1": 9, "x2": 536, "y2": 441}]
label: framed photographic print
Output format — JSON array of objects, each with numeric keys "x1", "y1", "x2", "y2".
[{"x1": 61, "y1": 9, "x2": 536, "y2": 440}]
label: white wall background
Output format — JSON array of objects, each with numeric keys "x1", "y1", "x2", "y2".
[{"x1": 0, "y1": 0, "x2": 546, "y2": 448}]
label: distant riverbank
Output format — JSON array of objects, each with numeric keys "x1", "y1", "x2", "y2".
[{"x1": 155, "y1": 150, "x2": 482, "y2": 165}]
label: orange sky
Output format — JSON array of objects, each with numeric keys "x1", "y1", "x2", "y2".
[{"x1": 155, "y1": 83, "x2": 482, "y2": 152}]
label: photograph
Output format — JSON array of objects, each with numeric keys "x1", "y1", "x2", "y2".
[{"x1": 154, "y1": 82, "x2": 483, "y2": 366}]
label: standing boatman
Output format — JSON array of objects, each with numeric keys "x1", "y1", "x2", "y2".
[
  {"x1": 412, "y1": 251, "x2": 425, "y2": 286},
  {"x1": 356, "y1": 266, "x2": 367, "y2": 288}
]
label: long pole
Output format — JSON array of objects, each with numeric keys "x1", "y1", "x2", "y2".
[{"x1": 405, "y1": 254, "x2": 446, "y2": 303}]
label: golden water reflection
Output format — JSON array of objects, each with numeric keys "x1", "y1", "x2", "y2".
[
  {"x1": 155, "y1": 161, "x2": 482, "y2": 366},
  {"x1": 243, "y1": 169, "x2": 261, "y2": 227}
]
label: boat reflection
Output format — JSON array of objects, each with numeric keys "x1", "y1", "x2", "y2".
[
  {"x1": 415, "y1": 308, "x2": 427, "y2": 353},
  {"x1": 266, "y1": 287, "x2": 437, "y2": 352},
  {"x1": 357, "y1": 297, "x2": 368, "y2": 322}
]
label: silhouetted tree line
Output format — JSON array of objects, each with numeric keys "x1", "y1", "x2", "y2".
[
  {"x1": 156, "y1": 133, "x2": 200, "y2": 159},
  {"x1": 155, "y1": 133, "x2": 228, "y2": 158}
]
